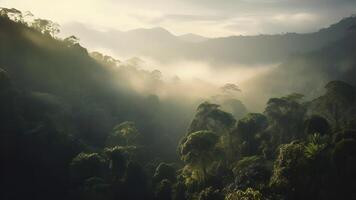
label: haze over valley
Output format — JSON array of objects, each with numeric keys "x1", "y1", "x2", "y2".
[
  {"x1": 60, "y1": 16, "x2": 356, "y2": 110},
  {"x1": 1, "y1": 1, "x2": 356, "y2": 200}
]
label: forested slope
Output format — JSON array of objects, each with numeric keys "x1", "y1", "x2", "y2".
[{"x1": 1, "y1": 9, "x2": 356, "y2": 200}]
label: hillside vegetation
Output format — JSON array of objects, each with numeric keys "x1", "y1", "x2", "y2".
[{"x1": 1, "y1": 9, "x2": 356, "y2": 200}]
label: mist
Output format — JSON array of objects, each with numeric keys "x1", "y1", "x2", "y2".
[
  {"x1": 88, "y1": 36, "x2": 347, "y2": 115},
  {"x1": 94, "y1": 52, "x2": 276, "y2": 114},
  {"x1": 2, "y1": 6, "x2": 356, "y2": 200},
  {"x1": 58, "y1": 16, "x2": 356, "y2": 113}
]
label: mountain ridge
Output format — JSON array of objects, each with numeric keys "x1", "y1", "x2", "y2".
[{"x1": 62, "y1": 15, "x2": 356, "y2": 65}]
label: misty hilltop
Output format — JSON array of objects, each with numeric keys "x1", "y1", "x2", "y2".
[{"x1": 62, "y1": 16, "x2": 356, "y2": 65}]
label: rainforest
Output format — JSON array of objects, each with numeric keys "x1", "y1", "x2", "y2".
[{"x1": 1, "y1": 2, "x2": 356, "y2": 200}]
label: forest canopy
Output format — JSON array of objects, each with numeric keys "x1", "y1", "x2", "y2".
[{"x1": 1, "y1": 7, "x2": 356, "y2": 200}]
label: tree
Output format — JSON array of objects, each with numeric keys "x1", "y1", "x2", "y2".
[
  {"x1": 309, "y1": 81, "x2": 356, "y2": 131},
  {"x1": 220, "y1": 99, "x2": 247, "y2": 120},
  {"x1": 0, "y1": 8, "x2": 23, "y2": 22},
  {"x1": 264, "y1": 95, "x2": 306, "y2": 145},
  {"x1": 32, "y1": 18, "x2": 60, "y2": 36},
  {"x1": 270, "y1": 142, "x2": 311, "y2": 199},
  {"x1": 231, "y1": 113, "x2": 268, "y2": 157},
  {"x1": 106, "y1": 121, "x2": 142, "y2": 146},
  {"x1": 63, "y1": 35, "x2": 80, "y2": 46},
  {"x1": 70, "y1": 153, "x2": 107, "y2": 183},
  {"x1": 225, "y1": 188, "x2": 263, "y2": 200},
  {"x1": 178, "y1": 165, "x2": 201, "y2": 193},
  {"x1": 188, "y1": 102, "x2": 236, "y2": 136},
  {"x1": 198, "y1": 187, "x2": 224, "y2": 200},
  {"x1": 179, "y1": 130, "x2": 220, "y2": 184},
  {"x1": 90, "y1": 51, "x2": 120, "y2": 68},
  {"x1": 231, "y1": 156, "x2": 271, "y2": 191}
]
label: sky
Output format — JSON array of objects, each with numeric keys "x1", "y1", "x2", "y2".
[{"x1": 1, "y1": 0, "x2": 356, "y2": 37}]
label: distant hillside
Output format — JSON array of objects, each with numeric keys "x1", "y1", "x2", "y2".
[
  {"x1": 63, "y1": 16, "x2": 356, "y2": 65},
  {"x1": 178, "y1": 33, "x2": 208, "y2": 43},
  {"x1": 240, "y1": 27, "x2": 356, "y2": 110},
  {"x1": 0, "y1": 15, "x2": 192, "y2": 153}
]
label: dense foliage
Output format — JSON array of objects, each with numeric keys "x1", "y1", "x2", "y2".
[{"x1": 1, "y1": 8, "x2": 356, "y2": 200}]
